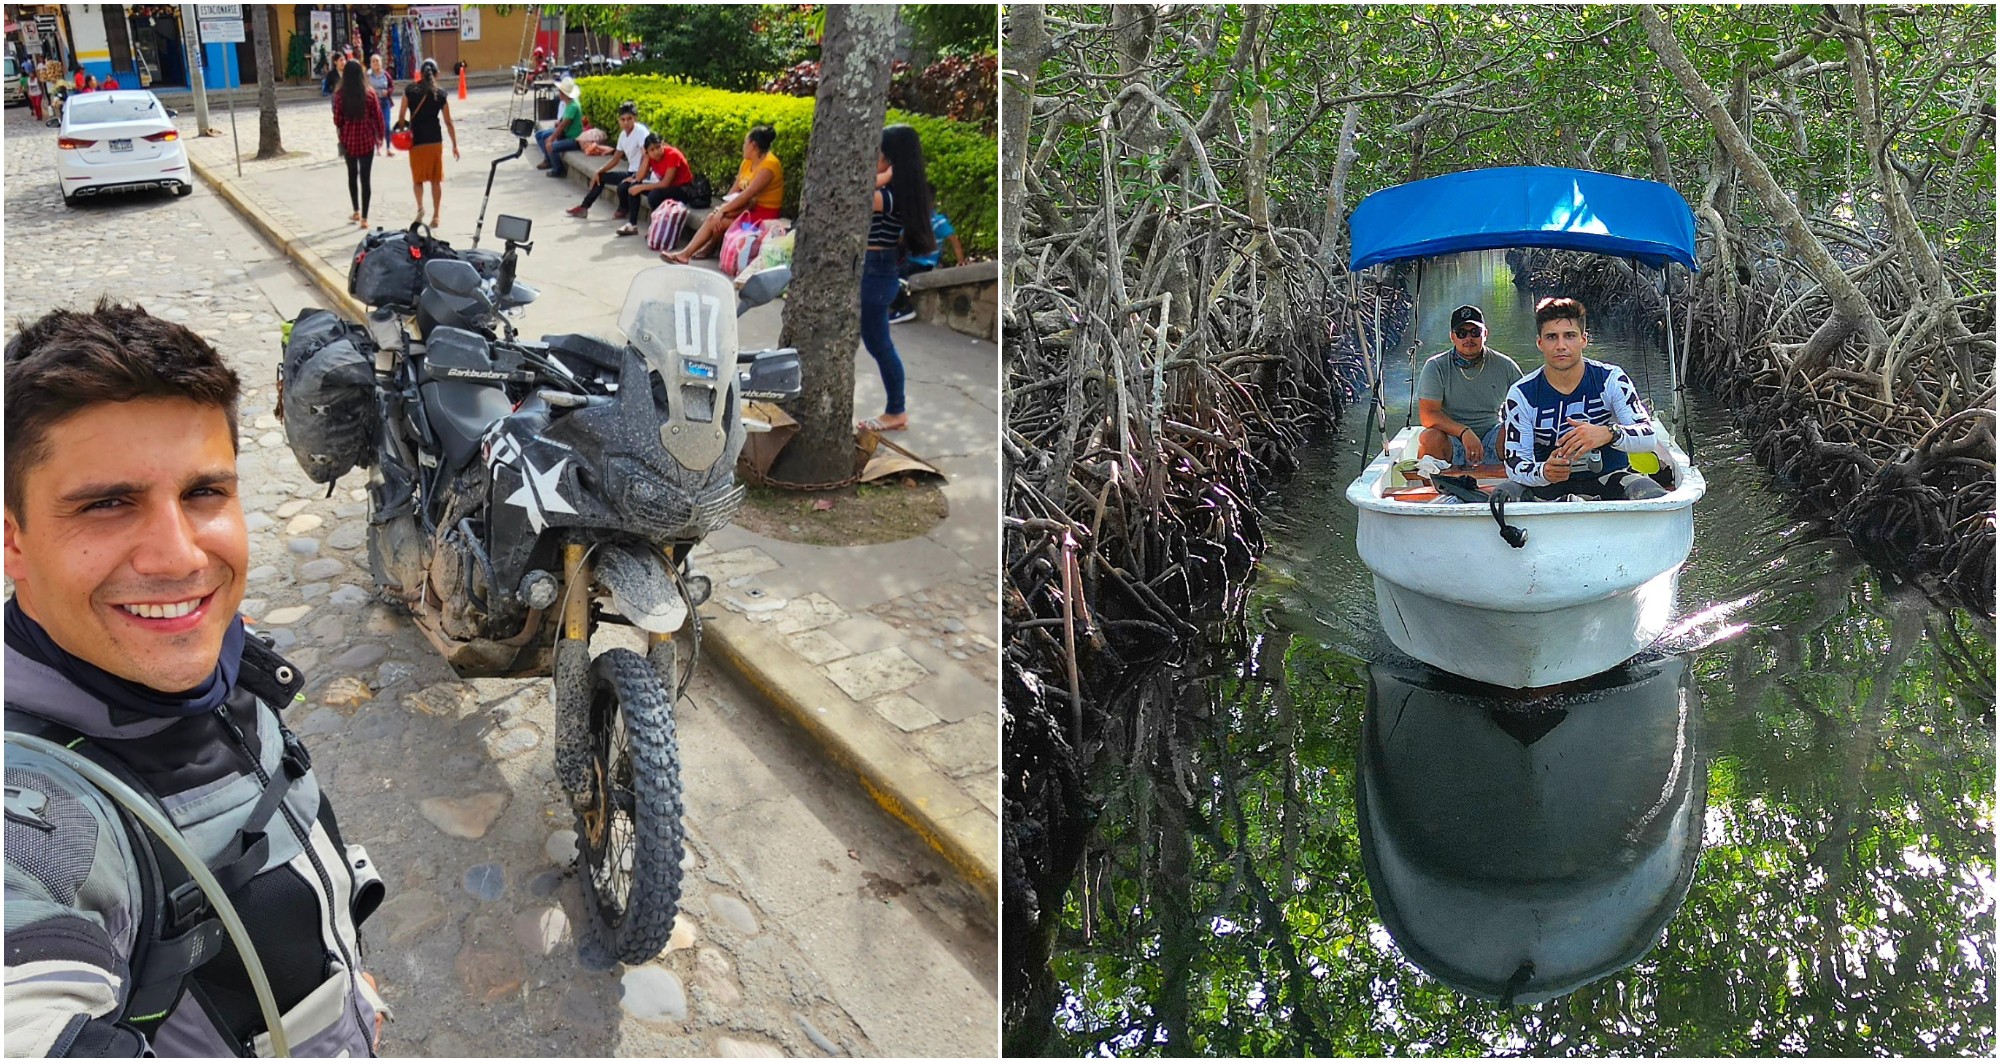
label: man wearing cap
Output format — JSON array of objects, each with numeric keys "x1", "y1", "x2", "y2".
[
  {"x1": 1415, "y1": 305, "x2": 1522, "y2": 468},
  {"x1": 566, "y1": 101, "x2": 650, "y2": 219},
  {"x1": 536, "y1": 77, "x2": 584, "y2": 178}
]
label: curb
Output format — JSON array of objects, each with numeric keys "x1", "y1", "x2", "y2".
[
  {"x1": 189, "y1": 152, "x2": 366, "y2": 321},
  {"x1": 702, "y1": 611, "x2": 999, "y2": 910},
  {"x1": 189, "y1": 152, "x2": 999, "y2": 911}
]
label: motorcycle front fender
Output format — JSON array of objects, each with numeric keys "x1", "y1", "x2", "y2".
[{"x1": 594, "y1": 543, "x2": 688, "y2": 634}]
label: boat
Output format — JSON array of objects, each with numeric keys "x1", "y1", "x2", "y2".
[
  {"x1": 1356, "y1": 654, "x2": 1705, "y2": 1005},
  {"x1": 1342, "y1": 167, "x2": 1708, "y2": 688}
]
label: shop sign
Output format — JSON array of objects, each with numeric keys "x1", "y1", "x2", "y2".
[{"x1": 408, "y1": 5, "x2": 461, "y2": 32}]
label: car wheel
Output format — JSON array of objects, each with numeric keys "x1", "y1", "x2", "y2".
[{"x1": 60, "y1": 186, "x2": 75, "y2": 208}]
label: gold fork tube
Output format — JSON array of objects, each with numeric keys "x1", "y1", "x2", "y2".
[{"x1": 562, "y1": 543, "x2": 591, "y2": 643}]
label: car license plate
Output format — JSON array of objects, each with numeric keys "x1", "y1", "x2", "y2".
[{"x1": 110, "y1": 138, "x2": 133, "y2": 152}]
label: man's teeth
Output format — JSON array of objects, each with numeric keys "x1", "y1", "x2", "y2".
[{"x1": 121, "y1": 599, "x2": 202, "y2": 620}]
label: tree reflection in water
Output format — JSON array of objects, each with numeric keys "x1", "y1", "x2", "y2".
[{"x1": 1042, "y1": 567, "x2": 1993, "y2": 1056}]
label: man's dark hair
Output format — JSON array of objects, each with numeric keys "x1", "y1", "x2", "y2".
[
  {"x1": 1534, "y1": 296, "x2": 1588, "y2": 334},
  {"x1": 747, "y1": 124, "x2": 776, "y2": 153},
  {"x1": 5, "y1": 299, "x2": 241, "y2": 522}
]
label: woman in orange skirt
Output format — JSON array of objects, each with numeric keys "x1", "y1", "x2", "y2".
[{"x1": 394, "y1": 58, "x2": 458, "y2": 228}]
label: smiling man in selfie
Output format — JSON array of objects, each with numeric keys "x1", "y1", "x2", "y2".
[{"x1": 4, "y1": 301, "x2": 387, "y2": 1056}]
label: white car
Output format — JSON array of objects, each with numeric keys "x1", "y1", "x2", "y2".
[
  {"x1": 4, "y1": 56, "x2": 22, "y2": 106},
  {"x1": 56, "y1": 89, "x2": 190, "y2": 206}
]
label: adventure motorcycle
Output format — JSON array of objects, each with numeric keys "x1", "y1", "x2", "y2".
[{"x1": 277, "y1": 122, "x2": 802, "y2": 965}]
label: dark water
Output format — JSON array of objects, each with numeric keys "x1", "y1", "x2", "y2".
[{"x1": 1043, "y1": 253, "x2": 1996, "y2": 1056}]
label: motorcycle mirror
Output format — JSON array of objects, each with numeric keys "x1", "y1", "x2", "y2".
[
  {"x1": 736, "y1": 267, "x2": 792, "y2": 312},
  {"x1": 425, "y1": 258, "x2": 485, "y2": 298},
  {"x1": 509, "y1": 117, "x2": 537, "y2": 139},
  {"x1": 496, "y1": 214, "x2": 532, "y2": 244}
]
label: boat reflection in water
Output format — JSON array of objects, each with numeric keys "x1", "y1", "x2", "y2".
[{"x1": 1356, "y1": 653, "x2": 1705, "y2": 1006}]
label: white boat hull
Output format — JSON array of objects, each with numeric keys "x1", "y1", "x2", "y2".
[
  {"x1": 1347, "y1": 428, "x2": 1706, "y2": 688},
  {"x1": 1358, "y1": 656, "x2": 1704, "y2": 1004}
]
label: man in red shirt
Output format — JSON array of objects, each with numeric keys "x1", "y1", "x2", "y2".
[{"x1": 613, "y1": 134, "x2": 702, "y2": 236}]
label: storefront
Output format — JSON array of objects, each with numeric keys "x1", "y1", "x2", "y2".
[
  {"x1": 14, "y1": 3, "x2": 535, "y2": 92},
  {"x1": 5, "y1": 5, "x2": 70, "y2": 68},
  {"x1": 122, "y1": 4, "x2": 185, "y2": 88}
]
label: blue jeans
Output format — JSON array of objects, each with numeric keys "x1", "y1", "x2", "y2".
[
  {"x1": 379, "y1": 97, "x2": 393, "y2": 148},
  {"x1": 1453, "y1": 423, "x2": 1504, "y2": 466},
  {"x1": 536, "y1": 128, "x2": 580, "y2": 175},
  {"x1": 859, "y1": 248, "x2": 904, "y2": 416}
]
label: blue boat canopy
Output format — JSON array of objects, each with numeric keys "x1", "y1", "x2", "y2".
[{"x1": 1348, "y1": 166, "x2": 1698, "y2": 273}]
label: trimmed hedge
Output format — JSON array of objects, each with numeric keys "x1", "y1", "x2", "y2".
[{"x1": 575, "y1": 75, "x2": 996, "y2": 257}]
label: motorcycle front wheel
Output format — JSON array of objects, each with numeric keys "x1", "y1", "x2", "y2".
[{"x1": 574, "y1": 647, "x2": 686, "y2": 965}]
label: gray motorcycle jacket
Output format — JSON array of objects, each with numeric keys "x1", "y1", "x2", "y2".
[{"x1": 3, "y1": 640, "x2": 388, "y2": 1057}]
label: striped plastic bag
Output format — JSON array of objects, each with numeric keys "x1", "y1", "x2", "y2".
[{"x1": 648, "y1": 199, "x2": 688, "y2": 253}]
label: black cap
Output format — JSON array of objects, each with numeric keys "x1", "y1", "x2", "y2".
[
  {"x1": 1450, "y1": 305, "x2": 1485, "y2": 329},
  {"x1": 617, "y1": 100, "x2": 638, "y2": 116}
]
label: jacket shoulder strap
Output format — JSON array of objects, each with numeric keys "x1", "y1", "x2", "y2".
[
  {"x1": 236, "y1": 635, "x2": 307, "y2": 715},
  {"x1": 3, "y1": 708, "x2": 225, "y2": 1033}
]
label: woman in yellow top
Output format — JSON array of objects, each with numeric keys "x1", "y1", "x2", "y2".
[{"x1": 663, "y1": 124, "x2": 783, "y2": 263}]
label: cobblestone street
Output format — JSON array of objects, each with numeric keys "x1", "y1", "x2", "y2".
[{"x1": 2, "y1": 103, "x2": 995, "y2": 1057}]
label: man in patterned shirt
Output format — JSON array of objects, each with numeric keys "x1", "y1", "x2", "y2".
[{"x1": 1493, "y1": 296, "x2": 1668, "y2": 502}]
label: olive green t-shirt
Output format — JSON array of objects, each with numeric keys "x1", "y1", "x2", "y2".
[{"x1": 1414, "y1": 348, "x2": 1522, "y2": 437}]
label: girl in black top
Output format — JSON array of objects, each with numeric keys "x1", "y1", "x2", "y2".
[
  {"x1": 856, "y1": 125, "x2": 935, "y2": 433},
  {"x1": 394, "y1": 58, "x2": 458, "y2": 228}
]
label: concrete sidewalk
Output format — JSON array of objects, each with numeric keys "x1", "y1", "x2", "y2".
[{"x1": 178, "y1": 88, "x2": 1000, "y2": 906}]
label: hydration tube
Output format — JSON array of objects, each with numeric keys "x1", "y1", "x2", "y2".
[{"x1": 4, "y1": 733, "x2": 291, "y2": 1057}]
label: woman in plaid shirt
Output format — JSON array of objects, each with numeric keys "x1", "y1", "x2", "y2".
[{"x1": 332, "y1": 61, "x2": 385, "y2": 227}]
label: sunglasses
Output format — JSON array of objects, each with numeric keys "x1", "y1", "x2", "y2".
[{"x1": 1452, "y1": 324, "x2": 1484, "y2": 337}]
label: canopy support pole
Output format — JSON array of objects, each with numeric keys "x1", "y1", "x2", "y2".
[
  {"x1": 1360, "y1": 269, "x2": 1385, "y2": 461},
  {"x1": 1403, "y1": 260, "x2": 1424, "y2": 430},
  {"x1": 1664, "y1": 265, "x2": 1694, "y2": 457}
]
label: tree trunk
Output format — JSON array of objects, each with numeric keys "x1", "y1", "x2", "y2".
[
  {"x1": 999, "y1": 4, "x2": 1046, "y2": 316},
  {"x1": 1318, "y1": 101, "x2": 1362, "y2": 268},
  {"x1": 772, "y1": 4, "x2": 896, "y2": 483},
  {"x1": 1628, "y1": 20, "x2": 1676, "y2": 185},
  {"x1": 1834, "y1": 5, "x2": 1956, "y2": 322},
  {"x1": 253, "y1": 4, "x2": 282, "y2": 158},
  {"x1": 1641, "y1": 4, "x2": 1888, "y2": 364}
]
